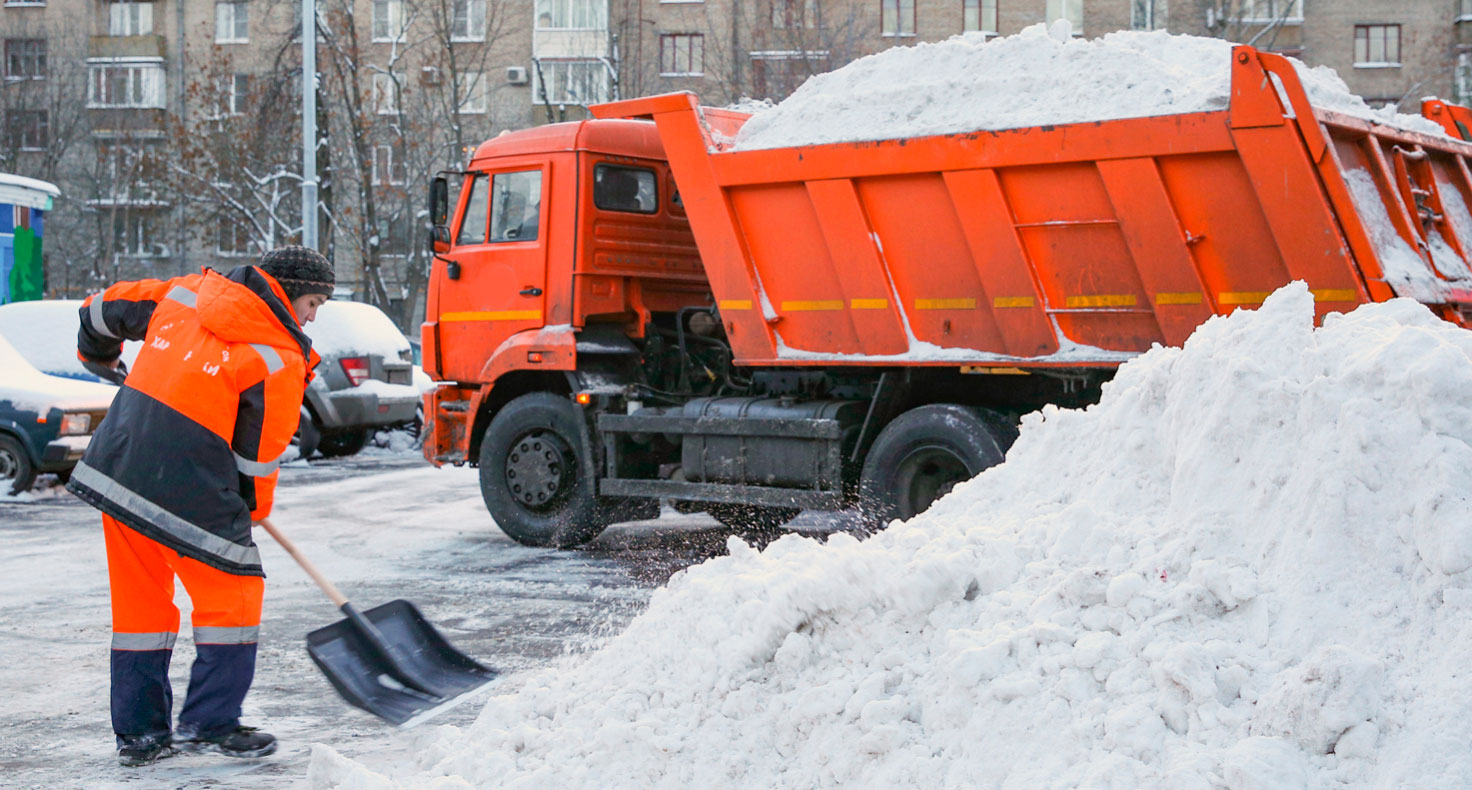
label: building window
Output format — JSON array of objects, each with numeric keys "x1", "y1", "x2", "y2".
[
  {"x1": 772, "y1": 0, "x2": 817, "y2": 29},
  {"x1": 1461, "y1": 0, "x2": 1472, "y2": 21},
  {"x1": 373, "y1": 72, "x2": 399, "y2": 113},
  {"x1": 4, "y1": 39, "x2": 46, "y2": 80},
  {"x1": 881, "y1": 0, "x2": 914, "y2": 36},
  {"x1": 372, "y1": 0, "x2": 405, "y2": 42},
  {"x1": 5, "y1": 110, "x2": 48, "y2": 150},
  {"x1": 100, "y1": 142, "x2": 160, "y2": 190},
  {"x1": 112, "y1": 212, "x2": 167, "y2": 257},
  {"x1": 1354, "y1": 25, "x2": 1400, "y2": 66},
  {"x1": 534, "y1": 0, "x2": 608, "y2": 30},
  {"x1": 1131, "y1": 0, "x2": 1165, "y2": 30},
  {"x1": 962, "y1": 0, "x2": 996, "y2": 33},
  {"x1": 533, "y1": 60, "x2": 609, "y2": 104},
  {"x1": 1238, "y1": 0, "x2": 1301, "y2": 23},
  {"x1": 215, "y1": 2, "x2": 249, "y2": 43},
  {"x1": 217, "y1": 219, "x2": 256, "y2": 256},
  {"x1": 1045, "y1": 0, "x2": 1081, "y2": 31},
  {"x1": 457, "y1": 71, "x2": 487, "y2": 113},
  {"x1": 109, "y1": 2, "x2": 154, "y2": 36},
  {"x1": 660, "y1": 34, "x2": 704, "y2": 76},
  {"x1": 749, "y1": 50, "x2": 828, "y2": 99},
  {"x1": 88, "y1": 61, "x2": 166, "y2": 108},
  {"x1": 372, "y1": 144, "x2": 406, "y2": 185},
  {"x1": 452, "y1": 0, "x2": 486, "y2": 41},
  {"x1": 224, "y1": 73, "x2": 250, "y2": 115}
]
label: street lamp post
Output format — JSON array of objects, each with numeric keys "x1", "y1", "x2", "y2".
[{"x1": 301, "y1": 0, "x2": 318, "y2": 249}]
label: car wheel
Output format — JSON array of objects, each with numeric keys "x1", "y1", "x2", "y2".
[
  {"x1": 318, "y1": 428, "x2": 369, "y2": 458},
  {"x1": 477, "y1": 393, "x2": 616, "y2": 548},
  {"x1": 293, "y1": 406, "x2": 321, "y2": 459},
  {"x1": 707, "y1": 503, "x2": 800, "y2": 535},
  {"x1": 858, "y1": 405, "x2": 1014, "y2": 530},
  {"x1": 0, "y1": 434, "x2": 37, "y2": 496}
]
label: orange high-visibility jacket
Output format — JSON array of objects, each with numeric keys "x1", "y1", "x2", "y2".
[{"x1": 67, "y1": 266, "x2": 319, "y2": 576}]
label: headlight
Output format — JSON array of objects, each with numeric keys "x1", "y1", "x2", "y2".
[{"x1": 60, "y1": 412, "x2": 92, "y2": 436}]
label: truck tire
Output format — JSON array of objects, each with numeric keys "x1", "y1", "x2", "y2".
[
  {"x1": 478, "y1": 393, "x2": 612, "y2": 548},
  {"x1": 707, "y1": 503, "x2": 800, "y2": 535},
  {"x1": 0, "y1": 434, "x2": 37, "y2": 496},
  {"x1": 318, "y1": 428, "x2": 369, "y2": 458},
  {"x1": 858, "y1": 404, "x2": 1013, "y2": 530}
]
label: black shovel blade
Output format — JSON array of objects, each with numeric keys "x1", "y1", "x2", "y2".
[{"x1": 306, "y1": 599, "x2": 498, "y2": 726}]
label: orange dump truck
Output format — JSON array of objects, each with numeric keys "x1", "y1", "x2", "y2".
[{"x1": 421, "y1": 45, "x2": 1472, "y2": 547}]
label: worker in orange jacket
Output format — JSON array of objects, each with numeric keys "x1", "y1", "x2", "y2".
[{"x1": 68, "y1": 247, "x2": 333, "y2": 767}]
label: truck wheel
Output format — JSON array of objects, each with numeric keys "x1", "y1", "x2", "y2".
[
  {"x1": 479, "y1": 393, "x2": 611, "y2": 548},
  {"x1": 858, "y1": 405, "x2": 1012, "y2": 530},
  {"x1": 318, "y1": 428, "x2": 369, "y2": 458},
  {"x1": 707, "y1": 503, "x2": 800, "y2": 535},
  {"x1": 0, "y1": 434, "x2": 37, "y2": 495}
]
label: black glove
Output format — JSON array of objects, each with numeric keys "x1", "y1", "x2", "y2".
[{"x1": 82, "y1": 358, "x2": 128, "y2": 386}]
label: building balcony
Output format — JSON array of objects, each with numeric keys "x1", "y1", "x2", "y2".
[
  {"x1": 86, "y1": 108, "x2": 168, "y2": 133},
  {"x1": 88, "y1": 34, "x2": 167, "y2": 60}
]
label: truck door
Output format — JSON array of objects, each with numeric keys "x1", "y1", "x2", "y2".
[{"x1": 436, "y1": 166, "x2": 548, "y2": 382}]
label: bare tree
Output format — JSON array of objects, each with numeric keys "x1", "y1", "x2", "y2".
[{"x1": 166, "y1": 42, "x2": 305, "y2": 262}]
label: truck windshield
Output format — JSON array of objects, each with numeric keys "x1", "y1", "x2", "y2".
[{"x1": 490, "y1": 170, "x2": 543, "y2": 242}]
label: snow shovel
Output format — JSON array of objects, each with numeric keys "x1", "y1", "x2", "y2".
[{"x1": 257, "y1": 518, "x2": 498, "y2": 726}]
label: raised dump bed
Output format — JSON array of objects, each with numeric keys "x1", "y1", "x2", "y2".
[{"x1": 593, "y1": 46, "x2": 1472, "y2": 368}]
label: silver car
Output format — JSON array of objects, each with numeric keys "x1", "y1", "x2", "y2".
[{"x1": 298, "y1": 301, "x2": 420, "y2": 457}]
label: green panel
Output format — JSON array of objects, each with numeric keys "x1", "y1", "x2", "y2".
[{"x1": 10, "y1": 226, "x2": 42, "y2": 302}]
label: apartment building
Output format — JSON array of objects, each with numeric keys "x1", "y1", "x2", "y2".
[{"x1": 1, "y1": 0, "x2": 537, "y2": 317}]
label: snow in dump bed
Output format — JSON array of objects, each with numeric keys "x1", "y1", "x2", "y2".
[
  {"x1": 311, "y1": 283, "x2": 1472, "y2": 789},
  {"x1": 734, "y1": 22, "x2": 1447, "y2": 151},
  {"x1": 305, "y1": 300, "x2": 412, "y2": 359}
]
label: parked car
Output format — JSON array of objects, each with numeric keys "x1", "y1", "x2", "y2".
[
  {"x1": 299, "y1": 300, "x2": 420, "y2": 457},
  {"x1": 0, "y1": 300, "x2": 140, "y2": 382},
  {"x1": 0, "y1": 334, "x2": 114, "y2": 494}
]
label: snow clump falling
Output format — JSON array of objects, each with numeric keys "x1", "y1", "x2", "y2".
[
  {"x1": 311, "y1": 283, "x2": 1472, "y2": 789},
  {"x1": 734, "y1": 23, "x2": 1448, "y2": 150}
]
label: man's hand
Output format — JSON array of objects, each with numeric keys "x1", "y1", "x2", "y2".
[{"x1": 81, "y1": 358, "x2": 128, "y2": 386}]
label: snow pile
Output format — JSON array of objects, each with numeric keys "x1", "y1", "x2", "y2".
[
  {"x1": 311, "y1": 283, "x2": 1472, "y2": 789},
  {"x1": 734, "y1": 23, "x2": 1447, "y2": 150},
  {"x1": 306, "y1": 301, "x2": 412, "y2": 360}
]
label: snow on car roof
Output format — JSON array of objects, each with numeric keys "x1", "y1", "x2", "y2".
[
  {"x1": 733, "y1": 23, "x2": 1448, "y2": 151},
  {"x1": 303, "y1": 300, "x2": 412, "y2": 360},
  {"x1": 0, "y1": 300, "x2": 140, "y2": 382},
  {"x1": 0, "y1": 334, "x2": 116, "y2": 413}
]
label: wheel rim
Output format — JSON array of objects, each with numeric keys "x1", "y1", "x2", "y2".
[
  {"x1": 0, "y1": 445, "x2": 20, "y2": 482},
  {"x1": 504, "y1": 429, "x2": 576, "y2": 512},
  {"x1": 892, "y1": 445, "x2": 970, "y2": 519}
]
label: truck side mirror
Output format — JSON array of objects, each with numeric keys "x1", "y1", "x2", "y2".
[{"x1": 429, "y1": 176, "x2": 450, "y2": 253}]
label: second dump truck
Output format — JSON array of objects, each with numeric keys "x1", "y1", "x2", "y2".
[{"x1": 420, "y1": 46, "x2": 1472, "y2": 547}]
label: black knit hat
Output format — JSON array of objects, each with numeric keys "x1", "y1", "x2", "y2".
[{"x1": 259, "y1": 245, "x2": 335, "y2": 301}]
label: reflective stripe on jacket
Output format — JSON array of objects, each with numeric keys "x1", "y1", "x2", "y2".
[{"x1": 67, "y1": 266, "x2": 320, "y2": 577}]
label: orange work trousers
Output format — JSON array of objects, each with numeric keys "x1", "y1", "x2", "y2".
[{"x1": 104, "y1": 514, "x2": 264, "y2": 742}]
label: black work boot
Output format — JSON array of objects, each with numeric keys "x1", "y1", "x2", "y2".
[
  {"x1": 117, "y1": 734, "x2": 176, "y2": 767},
  {"x1": 181, "y1": 726, "x2": 277, "y2": 758}
]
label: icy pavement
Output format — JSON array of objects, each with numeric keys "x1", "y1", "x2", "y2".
[{"x1": 0, "y1": 453, "x2": 847, "y2": 788}]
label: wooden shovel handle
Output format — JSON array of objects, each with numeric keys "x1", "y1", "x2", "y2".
[{"x1": 256, "y1": 518, "x2": 350, "y2": 609}]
